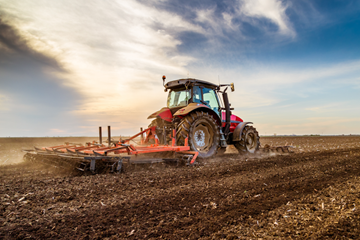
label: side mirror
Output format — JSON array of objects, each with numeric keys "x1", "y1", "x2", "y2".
[{"x1": 230, "y1": 83, "x2": 235, "y2": 92}]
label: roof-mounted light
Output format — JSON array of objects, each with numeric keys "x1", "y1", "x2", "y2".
[
  {"x1": 162, "y1": 75, "x2": 167, "y2": 92},
  {"x1": 219, "y1": 83, "x2": 235, "y2": 92}
]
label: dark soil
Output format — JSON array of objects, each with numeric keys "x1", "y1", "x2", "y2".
[{"x1": 1, "y1": 136, "x2": 360, "y2": 239}]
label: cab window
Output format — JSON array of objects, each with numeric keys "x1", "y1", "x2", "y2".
[
  {"x1": 192, "y1": 86, "x2": 202, "y2": 104},
  {"x1": 202, "y1": 88, "x2": 220, "y2": 112},
  {"x1": 167, "y1": 88, "x2": 190, "y2": 108}
]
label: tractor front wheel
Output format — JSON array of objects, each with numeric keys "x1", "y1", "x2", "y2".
[
  {"x1": 234, "y1": 125, "x2": 260, "y2": 154},
  {"x1": 176, "y1": 111, "x2": 220, "y2": 158}
]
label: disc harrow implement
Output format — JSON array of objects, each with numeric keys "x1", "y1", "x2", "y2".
[{"x1": 23, "y1": 126, "x2": 199, "y2": 174}]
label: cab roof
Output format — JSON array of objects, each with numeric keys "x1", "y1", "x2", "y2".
[{"x1": 165, "y1": 78, "x2": 218, "y2": 90}]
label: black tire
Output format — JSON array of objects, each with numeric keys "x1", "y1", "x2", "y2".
[
  {"x1": 234, "y1": 125, "x2": 260, "y2": 154},
  {"x1": 176, "y1": 111, "x2": 220, "y2": 158}
]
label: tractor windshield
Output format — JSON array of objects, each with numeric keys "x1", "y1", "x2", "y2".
[{"x1": 167, "y1": 88, "x2": 190, "y2": 108}]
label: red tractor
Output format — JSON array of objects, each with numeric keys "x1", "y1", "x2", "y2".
[
  {"x1": 148, "y1": 76, "x2": 260, "y2": 158},
  {"x1": 23, "y1": 77, "x2": 294, "y2": 174}
]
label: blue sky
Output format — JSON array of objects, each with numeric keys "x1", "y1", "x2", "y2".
[{"x1": 0, "y1": 0, "x2": 359, "y2": 137}]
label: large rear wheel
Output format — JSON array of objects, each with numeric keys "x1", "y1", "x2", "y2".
[
  {"x1": 176, "y1": 111, "x2": 220, "y2": 158},
  {"x1": 234, "y1": 125, "x2": 260, "y2": 154}
]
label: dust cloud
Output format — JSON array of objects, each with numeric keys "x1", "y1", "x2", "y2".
[{"x1": 0, "y1": 137, "x2": 97, "y2": 166}]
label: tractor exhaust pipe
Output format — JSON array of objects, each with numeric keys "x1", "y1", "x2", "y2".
[{"x1": 222, "y1": 92, "x2": 231, "y2": 135}]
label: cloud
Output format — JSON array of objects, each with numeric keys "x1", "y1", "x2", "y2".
[
  {"x1": 238, "y1": 0, "x2": 295, "y2": 37},
  {"x1": 234, "y1": 59, "x2": 360, "y2": 88},
  {"x1": 1, "y1": 0, "x2": 298, "y2": 103},
  {"x1": 305, "y1": 102, "x2": 346, "y2": 112},
  {"x1": 191, "y1": 58, "x2": 360, "y2": 110},
  {"x1": 194, "y1": 7, "x2": 239, "y2": 37},
  {"x1": 0, "y1": 18, "x2": 64, "y2": 71},
  {"x1": 0, "y1": 0, "x2": 204, "y2": 132},
  {"x1": 191, "y1": 0, "x2": 295, "y2": 40}
]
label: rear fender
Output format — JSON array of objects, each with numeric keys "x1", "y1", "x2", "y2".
[
  {"x1": 174, "y1": 103, "x2": 221, "y2": 125},
  {"x1": 147, "y1": 107, "x2": 173, "y2": 122},
  {"x1": 232, "y1": 122, "x2": 253, "y2": 142},
  {"x1": 221, "y1": 112, "x2": 243, "y2": 132}
]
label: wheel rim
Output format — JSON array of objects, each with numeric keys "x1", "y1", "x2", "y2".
[
  {"x1": 192, "y1": 121, "x2": 214, "y2": 152},
  {"x1": 245, "y1": 131, "x2": 257, "y2": 152}
]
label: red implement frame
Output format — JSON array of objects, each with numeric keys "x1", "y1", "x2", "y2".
[{"x1": 37, "y1": 127, "x2": 199, "y2": 165}]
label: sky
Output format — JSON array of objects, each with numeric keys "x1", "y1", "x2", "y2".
[{"x1": 0, "y1": 0, "x2": 359, "y2": 137}]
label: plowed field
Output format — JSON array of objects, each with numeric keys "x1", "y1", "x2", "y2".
[{"x1": 1, "y1": 136, "x2": 360, "y2": 239}]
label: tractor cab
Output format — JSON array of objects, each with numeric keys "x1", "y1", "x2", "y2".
[
  {"x1": 166, "y1": 85, "x2": 221, "y2": 117},
  {"x1": 164, "y1": 78, "x2": 222, "y2": 117}
]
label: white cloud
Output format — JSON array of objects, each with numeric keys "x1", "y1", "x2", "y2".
[
  {"x1": 0, "y1": 0, "x2": 204, "y2": 131},
  {"x1": 195, "y1": 7, "x2": 233, "y2": 36},
  {"x1": 238, "y1": 0, "x2": 295, "y2": 37},
  {"x1": 192, "y1": 0, "x2": 295, "y2": 44}
]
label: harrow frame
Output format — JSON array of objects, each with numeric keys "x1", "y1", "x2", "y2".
[{"x1": 23, "y1": 126, "x2": 199, "y2": 173}]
